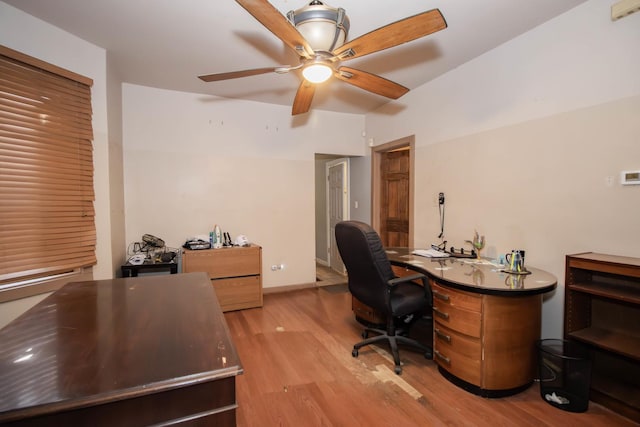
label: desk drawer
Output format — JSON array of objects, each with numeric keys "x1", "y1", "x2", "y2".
[
  {"x1": 433, "y1": 300, "x2": 481, "y2": 338},
  {"x1": 352, "y1": 297, "x2": 385, "y2": 325},
  {"x1": 433, "y1": 324, "x2": 481, "y2": 386},
  {"x1": 434, "y1": 322, "x2": 481, "y2": 359},
  {"x1": 184, "y1": 246, "x2": 260, "y2": 279},
  {"x1": 431, "y1": 282, "x2": 481, "y2": 312},
  {"x1": 212, "y1": 275, "x2": 262, "y2": 312}
]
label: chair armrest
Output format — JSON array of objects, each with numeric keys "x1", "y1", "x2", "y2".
[
  {"x1": 388, "y1": 273, "x2": 426, "y2": 286},
  {"x1": 388, "y1": 273, "x2": 432, "y2": 307}
]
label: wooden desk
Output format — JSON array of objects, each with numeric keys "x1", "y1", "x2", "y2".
[
  {"x1": 0, "y1": 273, "x2": 242, "y2": 426},
  {"x1": 386, "y1": 248, "x2": 557, "y2": 397}
]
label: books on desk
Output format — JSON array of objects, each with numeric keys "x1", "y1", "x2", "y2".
[{"x1": 412, "y1": 248, "x2": 450, "y2": 258}]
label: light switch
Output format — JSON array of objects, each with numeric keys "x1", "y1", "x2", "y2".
[{"x1": 611, "y1": 0, "x2": 640, "y2": 20}]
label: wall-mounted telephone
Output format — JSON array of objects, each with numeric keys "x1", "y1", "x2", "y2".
[{"x1": 437, "y1": 192, "x2": 445, "y2": 238}]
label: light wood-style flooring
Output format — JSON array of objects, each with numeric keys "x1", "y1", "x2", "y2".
[
  {"x1": 315, "y1": 263, "x2": 347, "y2": 287},
  {"x1": 224, "y1": 285, "x2": 637, "y2": 426}
]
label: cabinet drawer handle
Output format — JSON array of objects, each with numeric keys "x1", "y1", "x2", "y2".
[
  {"x1": 433, "y1": 307, "x2": 450, "y2": 320},
  {"x1": 434, "y1": 350, "x2": 451, "y2": 365},
  {"x1": 434, "y1": 328, "x2": 451, "y2": 343},
  {"x1": 432, "y1": 290, "x2": 450, "y2": 302}
]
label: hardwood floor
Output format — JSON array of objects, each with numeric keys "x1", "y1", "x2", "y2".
[
  {"x1": 315, "y1": 263, "x2": 347, "y2": 287},
  {"x1": 224, "y1": 286, "x2": 637, "y2": 426}
]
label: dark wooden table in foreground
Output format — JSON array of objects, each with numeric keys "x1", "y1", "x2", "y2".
[{"x1": 0, "y1": 272, "x2": 242, "y2": 426}]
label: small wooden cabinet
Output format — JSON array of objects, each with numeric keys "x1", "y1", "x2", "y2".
[
  {"x1": 564, "y1": 252, "x2": 640, "y2": 422},
  {"x1": 183, "y1": 245, "x2": 262, "y2": 312}
]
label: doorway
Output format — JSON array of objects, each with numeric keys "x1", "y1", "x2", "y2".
[
  {"x1": 314, "y1": 154, "x2": 350, "y2": 275},
  {"x1": 326, "y1": 158, "x2": 348, "y2": 274},
  {"x1": 371, "y1": 136, "x2": 415, "y2": 248}
]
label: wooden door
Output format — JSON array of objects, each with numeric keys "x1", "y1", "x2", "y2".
[{"x1": 380, "y1": 149, "x2": 410, "y2": 247}]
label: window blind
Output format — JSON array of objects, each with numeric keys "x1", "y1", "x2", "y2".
[{"x1": 0, "y1": 46, "x2": 96, "y2": 286}]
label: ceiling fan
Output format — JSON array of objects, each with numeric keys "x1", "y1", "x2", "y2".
[{"x1": 198, "y1": 0, "x2": 447, "y2": 115}]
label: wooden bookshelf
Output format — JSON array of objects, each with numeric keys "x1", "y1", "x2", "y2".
[{"x1": 565, "y1": 252, "x2": 640, "y2": 423}]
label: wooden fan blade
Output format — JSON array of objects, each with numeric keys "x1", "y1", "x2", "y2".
[
  {"x1": 236, "y1": 0, "x2": 314, "y2": 58},
  {"x1": 292, "y1": 80, "x2": 315, "y2": 115},
  {"x1": 199, "y1": 67, "x2": 282, "y2": 82},
  {"x1": 335, "y1": 67, "x2": 409, "y2": 99},
  {"x1": 333, "y1": 9, "x2": 447, "y2": 61}
]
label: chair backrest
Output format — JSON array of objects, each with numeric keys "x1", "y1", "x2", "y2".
[{"x1": 334, "y1": 221, "x2": 395, "y2": 313}]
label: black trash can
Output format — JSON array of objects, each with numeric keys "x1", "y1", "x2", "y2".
[{"x1": 537, "y1": 339, "x2": 591, "y2": 412}]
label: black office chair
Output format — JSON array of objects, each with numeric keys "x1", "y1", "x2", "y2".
[{"x1": 335, "y1": 220, "x2": 433, "y2": 375}]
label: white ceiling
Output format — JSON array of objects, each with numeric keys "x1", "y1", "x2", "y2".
[{"x1": 4, "y1": 0, "x2": 588, "y2": 115}]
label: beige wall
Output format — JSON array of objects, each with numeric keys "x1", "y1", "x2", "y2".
[
  {"x1": 107, "y1": 52, "x2": 127, "y2": 277},
  {"x1": 122, "y1": 84, "x2": 366, "y2": 288},
  {"x1": 418, "y1": 96, "x2": 639, "y2": 338},
  {"x1": 365, "y1": 1, "x2": 640, "y2": 338}
]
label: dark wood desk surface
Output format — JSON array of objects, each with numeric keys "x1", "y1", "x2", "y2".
[
  {"x1": 0, "y1": 272, "x2": 242, "y2": 426},
  {"x1": 386, "y1": 248, "x2": 557, "y2": 295}
]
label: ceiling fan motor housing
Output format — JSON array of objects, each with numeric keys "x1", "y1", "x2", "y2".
[{"x1": 287, "y1": 1, "x2": 350, "y2": 52}]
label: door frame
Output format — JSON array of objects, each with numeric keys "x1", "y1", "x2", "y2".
[
  {"x1": 371, "y1": 135, "x2": 415, "y2": 248},
  {"x1": 326, "y1": 158, "x2": 349, "y2": 271}
]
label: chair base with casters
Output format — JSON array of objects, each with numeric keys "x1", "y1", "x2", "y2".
[{"x1": 352, "y1": 312, "x2": 433, "y2": 375}]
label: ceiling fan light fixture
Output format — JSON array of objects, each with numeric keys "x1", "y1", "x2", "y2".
[
  {"x1": 287, "y1": 1, "x2": 350, "y2": 52},
  {"x1": 202, "y1": 3, "x2": 447, "y2": 116},
  {"x1": 302, "y1": 63, "x2": 333, "y2": 83}
]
